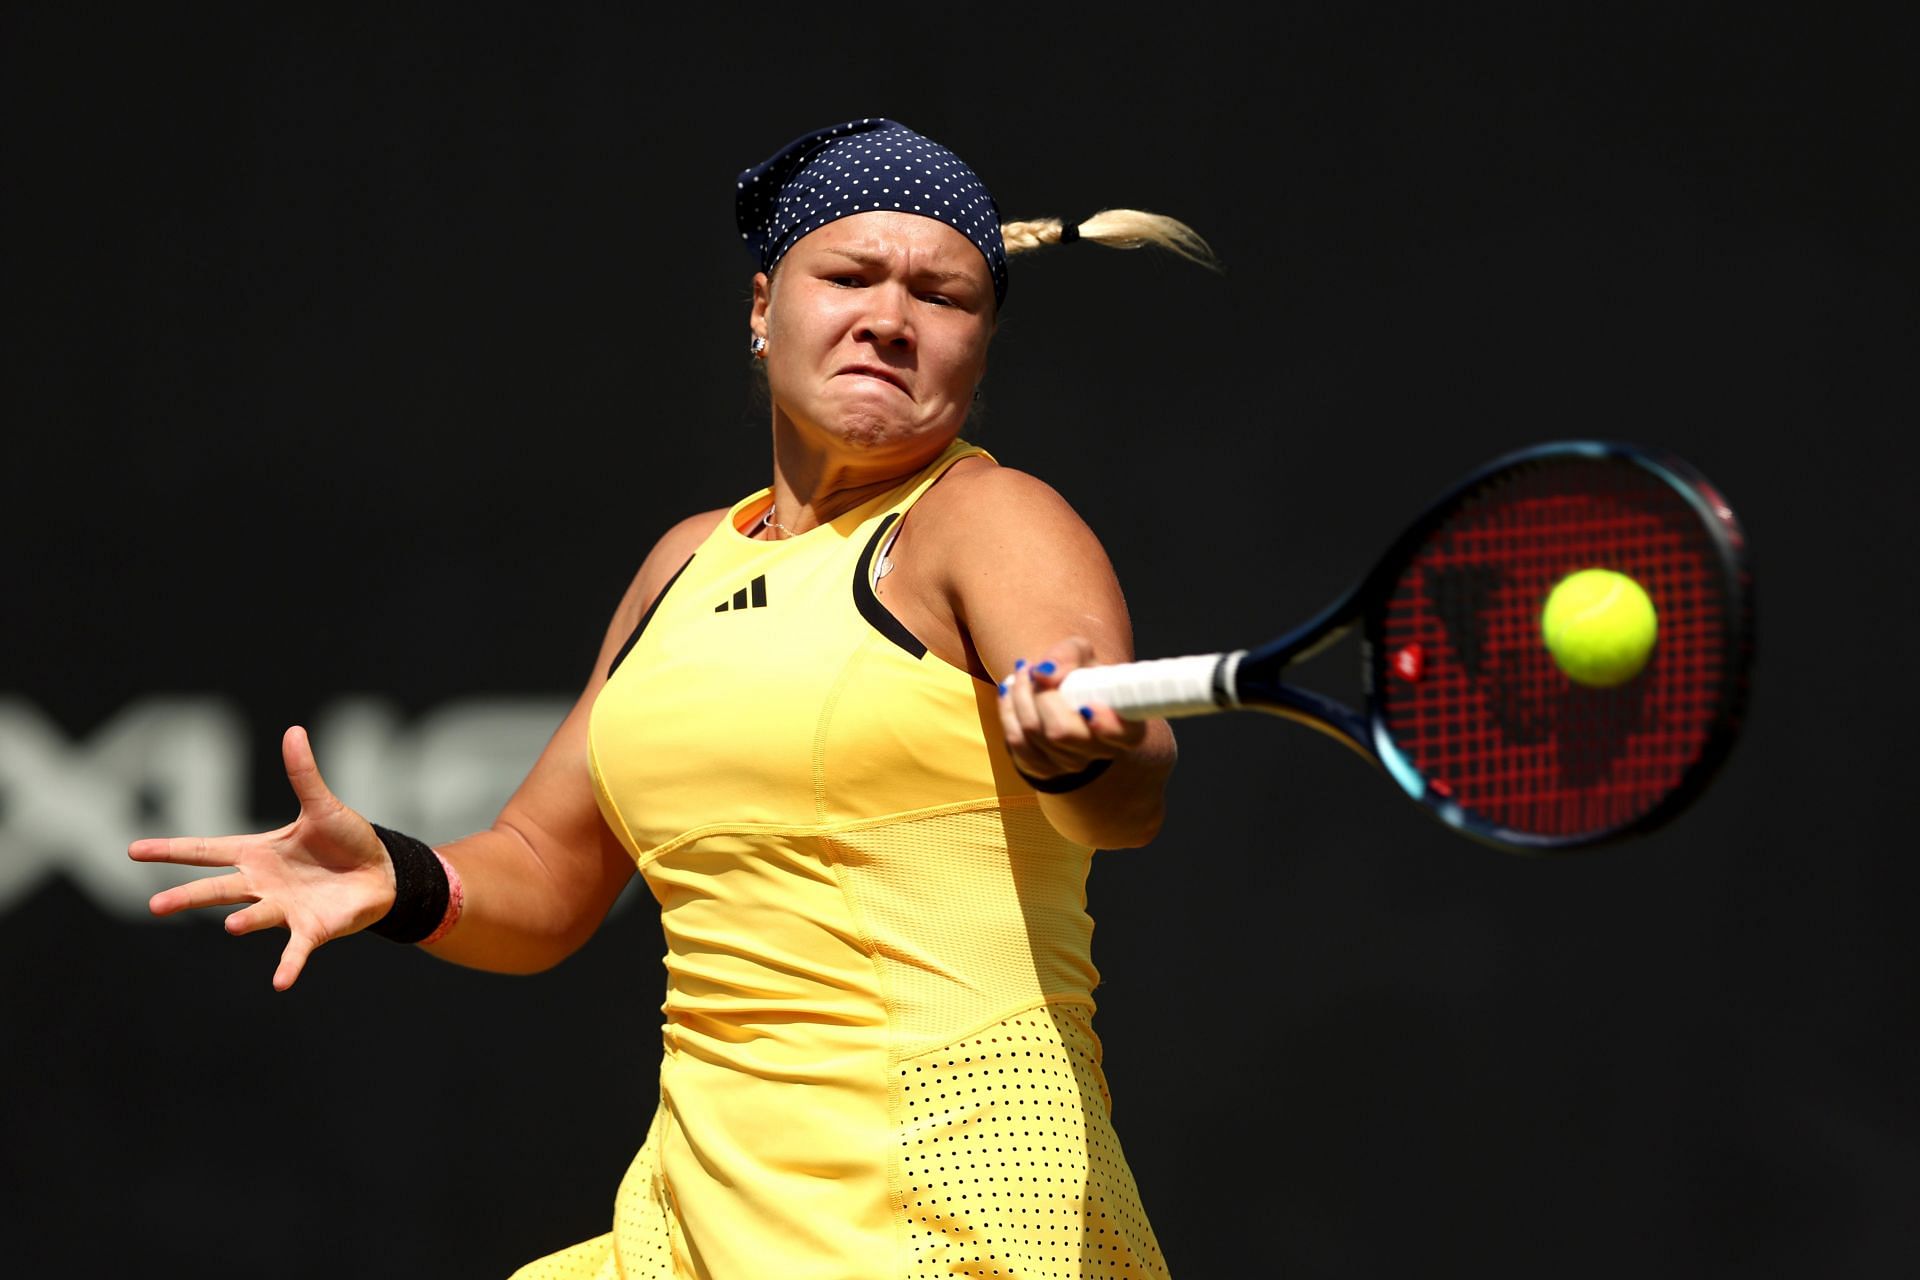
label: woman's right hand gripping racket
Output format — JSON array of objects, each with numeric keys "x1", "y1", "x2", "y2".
[{"x1": 1061, "y1": 440, "x2": 1755, "y2": 853}]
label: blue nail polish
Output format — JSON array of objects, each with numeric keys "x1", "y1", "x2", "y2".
[
  {"x1": 1014, "y1": 659, "x2": 1026, "y2": 671},
  {"x1": 997, "y1": 680, "x2": 1009, "y2": 696},
  {"x1": 1078, "y1": 706, "x2": 1094, "y2": 721},
  {"x1": 1035, "y1": 661, "x2": 1056, "y2": 676}
]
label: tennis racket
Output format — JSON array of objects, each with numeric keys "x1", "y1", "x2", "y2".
[{"x1": 1060, "y1": 440, "x2": 1755, "y2": 852}]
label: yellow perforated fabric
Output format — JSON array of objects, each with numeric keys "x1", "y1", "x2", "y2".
[
  {"x1": 520, "y1": 440, "x2": 1167, "y2": 1279},
  {"x1": 896, "y1": 1006, "x2": 1164, "y2": 1278},
  {"x1": 827, "y1": 806, "x2": 1097, "y2": 1058}
]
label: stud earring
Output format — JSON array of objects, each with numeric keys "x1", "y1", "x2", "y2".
[{"x1": 749, "y1": 335, "x2": 768, "y2": 357}]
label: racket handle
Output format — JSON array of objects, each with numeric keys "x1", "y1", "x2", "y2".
[{"x1": 1055, "y1": 651, "x2": 1246, "y2": 720}]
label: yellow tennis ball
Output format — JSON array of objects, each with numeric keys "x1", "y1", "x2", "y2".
[{"x1": 1540, "y1": 568, "x2": 1658, "y2": 687}]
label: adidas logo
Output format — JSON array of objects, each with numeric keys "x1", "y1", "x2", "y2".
[{"x1": 715, "y1": 575, "x2": 769, "y2": 612}]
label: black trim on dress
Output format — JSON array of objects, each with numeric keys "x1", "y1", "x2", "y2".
[
  {"x1": 609, "y1": 554, "x2": 694, "y2": 677},
  {"x1": 852, "y1": 514, "x2": 927, "y2": 659}
]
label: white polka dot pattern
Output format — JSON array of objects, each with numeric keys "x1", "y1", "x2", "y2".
[{"x1": 736, "y1": 117, "x2": 1009, "y2": 305}]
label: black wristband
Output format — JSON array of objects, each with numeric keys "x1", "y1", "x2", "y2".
[
  {"x1": 1015, "y1": 757, "x2": 1112, "y2": 794},
  {"x1": 368, "y1": 823, "x2": 449, "y2": 944}
]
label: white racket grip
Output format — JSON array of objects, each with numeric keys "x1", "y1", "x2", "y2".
[{"x1": 1055, "y1": 651, "x2": 1245, "y2": 721}]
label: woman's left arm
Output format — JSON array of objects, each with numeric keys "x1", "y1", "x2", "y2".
[{"x1": 929, "y1": 464, "x2": 1176, "y2": 849}]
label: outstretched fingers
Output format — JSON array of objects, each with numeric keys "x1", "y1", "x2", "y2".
[
  {"x1": 128, "y1": 833, "x2": 262, "y2": 869},
  {"x1": 281, "y1": 724, "x2": 341, "y2": 817},
  {"x1": 223, "y1": 898, "x2": 286, "y2": 938},
  {"x1": 130, "y1": 831, "x2": 286, "y2": 919},
  {"x1": 123, "y1": 725, "x2": 377, "y2": 992},
  {"x1": 147, "y1": 871, "x2": 257, "y2": 918},
  {"x1": 272, "y1": 934, "x2": 317, "y2": 992}
]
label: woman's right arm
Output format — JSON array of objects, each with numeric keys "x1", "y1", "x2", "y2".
[{"x1": 129, "y1": 509, "x2": 724, "y2": 989}]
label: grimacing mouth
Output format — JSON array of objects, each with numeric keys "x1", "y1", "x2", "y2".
[{"x1": 837, "y1": 363, "x2": 909, "y2": 394}]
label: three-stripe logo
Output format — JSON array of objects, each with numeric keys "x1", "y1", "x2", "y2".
[{"x1": 715, "y1": 575, "x2": 769, "y2": 612}]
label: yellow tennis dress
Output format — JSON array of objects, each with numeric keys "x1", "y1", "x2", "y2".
[{"x1": 513, "y1": 439, "x2": 1168, "y2": 1279}]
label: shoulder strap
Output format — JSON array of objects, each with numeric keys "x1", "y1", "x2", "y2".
[
  {"x1": 848, "y1": 439, "x2": 994, "y2": 658},
  {"x1": 607, "y1": 553, "x2": 695, "y2": 678},
  {"x1": 865, "y1": 438, "x2": 993, "y2": 584},
  {"x1": 891, "y1": 438, "x2": 994, "y2": 512}
]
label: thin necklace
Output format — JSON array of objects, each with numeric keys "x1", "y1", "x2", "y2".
[{"x1": 759, "y1": 504, "x2": 796, "y2": 539}]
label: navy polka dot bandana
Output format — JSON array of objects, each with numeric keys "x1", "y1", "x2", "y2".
[{"x1": 736, "y1": 117, "x2": 1009, "y2": 307}]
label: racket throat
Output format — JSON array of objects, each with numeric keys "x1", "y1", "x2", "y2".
[{"x1": 1213, "y1": 649, "x2": 1246, "y2": 711}]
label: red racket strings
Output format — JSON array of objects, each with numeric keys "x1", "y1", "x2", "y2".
[{"x1": 1377, "y1": 457, "x2": 1737, "y2": 842}]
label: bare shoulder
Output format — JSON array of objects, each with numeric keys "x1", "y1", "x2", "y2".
[
  {"x1": 915, "y1": 456, "x2": 1096, "y2": 546},
  {"x1": 650, "y1": 507, "x2": 732, "y2": 567},
  {"x1": 608, "y1": 507, "x2": 729, "y2": 629},
  {"x1": 901, "y1": 455, "x2": 1121, "y2": 627}
]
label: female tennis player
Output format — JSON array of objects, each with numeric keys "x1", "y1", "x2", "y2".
[{"x1": 130, "y1": 116, "x2": 1218, "y2": 1279}]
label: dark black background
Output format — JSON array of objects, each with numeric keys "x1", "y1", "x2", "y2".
[{"x1": 4, "y1": 4, "x2": 1916, "y2": 1276}]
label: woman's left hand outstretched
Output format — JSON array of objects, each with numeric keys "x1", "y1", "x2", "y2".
[{"x1": 127, "y1": 724, "x2": 397, "y2": 991}]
